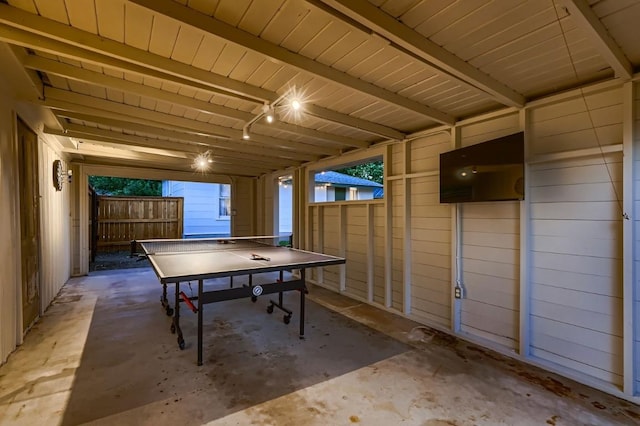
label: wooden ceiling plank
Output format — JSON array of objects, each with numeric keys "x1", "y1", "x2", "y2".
[
  {"x1": 123, "y1": 1, "x2": 153, "y2": 50},
  {"x1": 0, "y1": 3, "x2": 272, "y2": 101},
  {"x1": 560, "y1": 0, "x2": 633, "y2": 79},
  {"x1": 65, "y1": 0, "x2": 97, "y2": 34},
  {"x1": 315, "y1": 0, "x2": 526, "y2": 108},
  {"x1": 129, "y1": 0, "x2": 454, "y2": 124},
  {"x1": 51, "y1": 124, "x2": 299, "y2": 169},
  {"x1": 0, "y1": 3, "x2": 408, "y2": 142},
  {"x1": 41, "y1": 86, "x2": 343, "y2": 156},
  {"x1": 95, "y1": 0, "x2": 125, "y2": 43},
  {"x1": 33, "y1": 0, "x2": 68, "y2": 24},
  {"x1": 49, "y1": 110, "x2": 319, "y2": 162},
  {"x1": 23, "y1": 55, "x2": 252, "y2": 121}
]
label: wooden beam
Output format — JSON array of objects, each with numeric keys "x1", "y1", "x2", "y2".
[
  {"x1": 45, "y1": 125, "x2": 294, "y2": 170},
  {"x1": 51, "y1": 111, "x2": 318, "y2": 163},
  {"x1": 0, "y1": 13, "x2": 407, "y2": 140},
  {"x1": 129, "y1": 0, "x2": 454, "y2": 125},
  {"x1": 40, "y1": 87, "x2": 339, "y2": 157},
  {"x1": 305, "y1": 103, "x2": 405, "y2": 140},
  {"x1": 315, "y1": 0, "x2": 526, "y2": 108},
  {"x1": 561, "y1": 0, "x2": 633, "y2": 80}
]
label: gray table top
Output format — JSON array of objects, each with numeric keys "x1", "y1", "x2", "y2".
[{"x1": 140, "y1": 238, "x2": 344, "y2": 283}]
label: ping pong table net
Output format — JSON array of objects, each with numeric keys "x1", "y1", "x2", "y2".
[{"x1": 140, "y1": 236, "x2": 284, "y2": 255}]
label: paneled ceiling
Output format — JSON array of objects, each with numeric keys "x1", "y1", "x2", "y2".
[{"x1": 0, "y1": 0, "x2": 637, "y2": 177}]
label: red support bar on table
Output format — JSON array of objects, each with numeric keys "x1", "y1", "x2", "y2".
[{"x1": 180, "y1": 291, "x2": 198, "y2": 313}]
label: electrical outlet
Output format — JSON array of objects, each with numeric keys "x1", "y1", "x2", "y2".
[{"x1": 454, "y1": 286, "x2": 463, "y2": 299}]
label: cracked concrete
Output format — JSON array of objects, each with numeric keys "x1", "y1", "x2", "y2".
[{"x1": 0, "y1": 267, "x2": 638, "y2": 425}]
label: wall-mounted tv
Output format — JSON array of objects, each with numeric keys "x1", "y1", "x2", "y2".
[{"x1": 440, "y1": 132, "x2": 524, "y2": 203}]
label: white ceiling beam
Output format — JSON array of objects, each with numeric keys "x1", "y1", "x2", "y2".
[
  {"x1": 314, "y1": 0, "x2": 526, "y2": 108},
  {"x1": 560, "y1": 0, "x2": 633, "y2": 80},
  {"x1": 0, "y1": 4, "x2": 272, "y2": 102},
  {"x1": 129, "y1": 0, "x2": 454, "y2": 125},
  {"x1": 22, "y1": 55, "x2": 251, "y2": 121},
  {"x1": 51, "y1": 110, "x2": 318, "y2": 162},
  {"x1": 61, "y1": 146, "x2": 266, "y2": 176},
  {"x1": 45, "y1": 124, "x2": 297, "y2": 169},
  {"x1": 303, "y1": 104, "x2": 405, "y2": 140},
  {"x1": 24, "y1": 54, "x2": 369, "y2": 149},
  {"x1": 40, "y1": 87, "x2": 339, "y2": 157},
  {"x1": 0, "y1": 12, "x2": 406, "y2": 140},
  {"x1": 67, "y1": 141, "x2": 275, "y2": 174}
]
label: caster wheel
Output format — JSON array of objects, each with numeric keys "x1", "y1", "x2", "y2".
[
  {"x1": 251, "y1": 296, "x2": 257, "y2": 303},
  {"x1": 266, "y1": 305, "x2": 274, "y2": 314},
  {"x1": 178, "y1": 337, "x2": 185, "y2": 350},
  {"x1": 283, "y1": 315, "x2": 291, "y2": 325},
  {"x1": 170, "y1": 324, "x2": 176, "y2": 334},
  {"x1": 166, "y1": 307, "x2": 174, "y2": 316}
]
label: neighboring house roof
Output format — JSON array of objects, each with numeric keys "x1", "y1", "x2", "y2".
[{"x1": 314, "y1": 171, "x2": 383, "y2": 187}]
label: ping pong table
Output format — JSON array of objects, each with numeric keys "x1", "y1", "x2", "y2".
[{"x1": 138, "y1": 236, "x2": 345, "y2": 365}]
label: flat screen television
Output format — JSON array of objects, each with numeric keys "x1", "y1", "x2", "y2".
[{"x1": 439, "y1": 132, "x2": 524, "y2": 203}]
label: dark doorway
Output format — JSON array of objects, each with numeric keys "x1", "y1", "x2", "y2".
[{"x1": 17, "y1": 117, "x2": 40, "y2": 331}]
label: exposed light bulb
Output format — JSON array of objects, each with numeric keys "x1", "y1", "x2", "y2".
[{"x1": 291, "y1": 99, "x2": 301, "y2": 110}]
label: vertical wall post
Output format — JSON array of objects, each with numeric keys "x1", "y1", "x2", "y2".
[
  {"x1": 519, "y1": 109, "x2": 532, "y2": 357},
  {"x1": 339, "y1": 204, "x2": 347, "y2": 292},
  {"x1": 403, "y1": 140, "x2": 412, "y2": 315},
  {"x1": 384, "y1": 144, "x2": 393, "y2": 308},
  {"x1": 450, "y1": 126, "x2": 461, "y2": 332},
  {"x1": 367, "y1": 203, "x2": 374, "y2": 302},
  {"x1": 622, "y1": 81, "x2": 636, "y2": 395}
]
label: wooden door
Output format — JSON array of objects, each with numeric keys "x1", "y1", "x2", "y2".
[{"x1": 17, "y1": 117, "x2": 40, "y2": 331}]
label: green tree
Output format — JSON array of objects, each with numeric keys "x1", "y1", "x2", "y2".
[
  {"x1": 89, "y1": 176, "x2": 162, "y2": 196},
  {"x1": 335, "y1": 160, "x2": 383, "y2": 184}
]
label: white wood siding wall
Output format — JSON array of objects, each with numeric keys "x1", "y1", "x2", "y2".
[
  {"x1": 459, "y1": 115, "x2": 521, "y2": 349},
  {"x1": 409, "y1": 132, "x2": 452, "y2": 328},
  {"x1": 39, "y1": 142, "x2": 71, "y2": 312},
  {"x1": 262, "y1": 81, "x2": 637, "y2": 400},
  {"x1": 0, "y1": 91, "x2": 20, "y2": 364},
  {"x1": 163, "y1": 181, "x2": 230, "y2": 237},
  {"x1": 529, "y1": 88, "x2": 624, "y2": 386},
  {"x1": 0, "y1": 92, "x2": 71, "y2": 363},
  {"x1": 344, "y1": 205, "x2": 367, "y2": 300}
]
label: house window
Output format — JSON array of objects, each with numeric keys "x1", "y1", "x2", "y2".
[
  {"x1": 219, "y1": 184, "x2": 230, "y2": 217},
  {"x1": 312, "y1": 158, "x2": 383, "y2": 203}
]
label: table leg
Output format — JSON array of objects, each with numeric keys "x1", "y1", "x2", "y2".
[
  {"x1": 161, "y1": 283, "x2": 173, "y2": 316},
  {"x1": 174, "y1": 282, "x2": 185, "y2": 349},
  {"x1": 197, "y1": 279, "x2": 203, "y2": 366}
]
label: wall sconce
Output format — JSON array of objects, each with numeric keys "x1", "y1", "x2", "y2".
[{"x1": 52, "y1": 159, "x2": 72, "y2": 191}]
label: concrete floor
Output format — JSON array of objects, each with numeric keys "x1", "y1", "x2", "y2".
[{"x1": 0, "y1": 267, "x2": 639, "y2": 425}]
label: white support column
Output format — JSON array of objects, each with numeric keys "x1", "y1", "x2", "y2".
[
  {"x1": 403, "y1": 140, "x2": 412, "y2": 315},
  {"x1": 384, "y1": 144, "x2": 393, "y2": 308},
  {"x1": 77, "y1": 163, "x2": 89, "y2": 276},
  {"x1": 519, "y1": 109, "x2": 532, "y2": 357},
  {"x1": 339, "y1": 204, "x2": 347, "y2": 292},
  {"x1": 317, "y1": 205, "x2": 324, "y2": 285},
  {"x1": 450, "y1": 127, "x2": 461, "y2": 332},
  {"x1": 366, "y1": 203, "x2": 374, "y2": 302},
  {"x1": 622, "y1": 81, "x2": 636, "y2": 395}
]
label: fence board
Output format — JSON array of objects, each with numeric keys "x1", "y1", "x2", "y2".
[{"x1": 97, "y1": 196, "x2": 183, "y2": 251}]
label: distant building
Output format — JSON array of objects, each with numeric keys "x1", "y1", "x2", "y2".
[
  {"x1": 163, "y1": 172, "x2": 382, "y2": 238},
  {"x1": 313, "y1": 171, "x2": 383, "y2": 202},
  {"x1": 162, "y1": 181, "x2": 230, "y2": 238}
]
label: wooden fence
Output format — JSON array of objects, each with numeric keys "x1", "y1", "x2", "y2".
[{"x1": 96, "y1": 196, "x2": 184, "y2": 252}]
